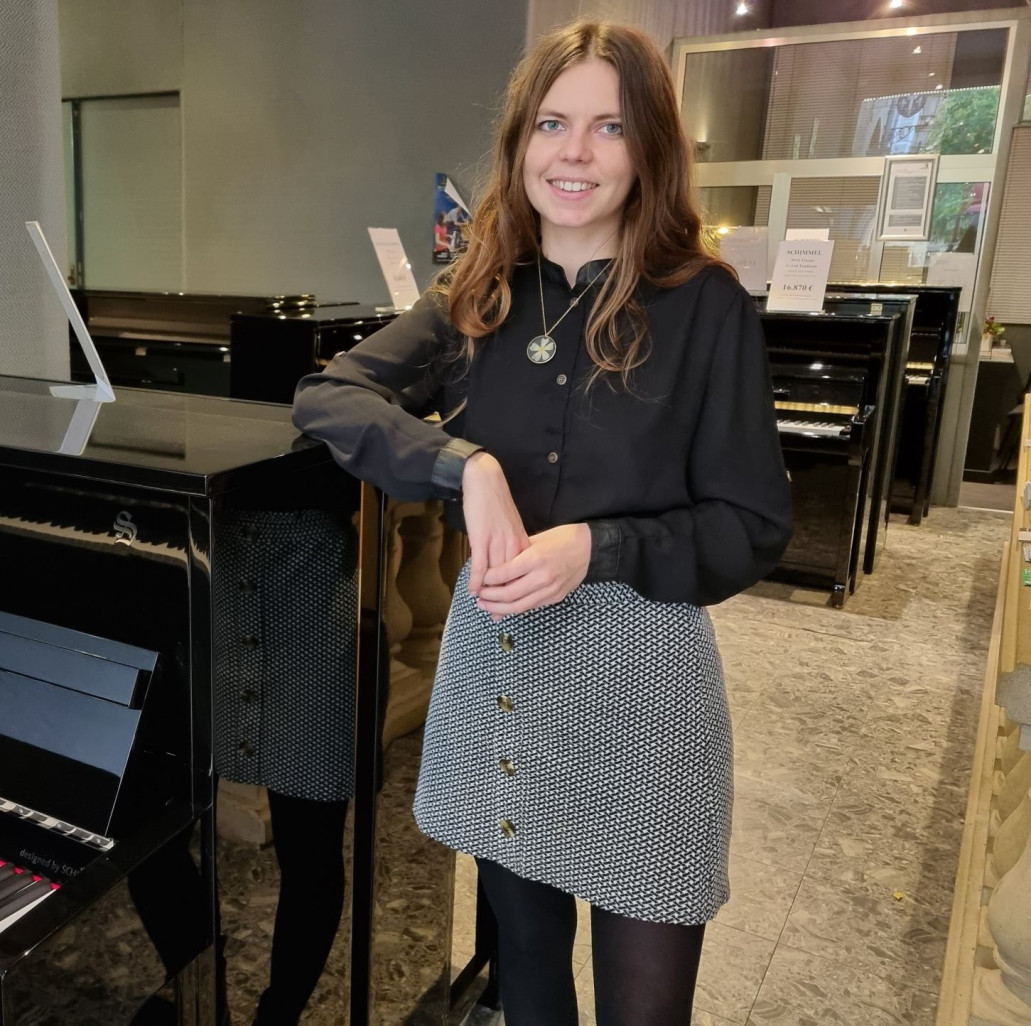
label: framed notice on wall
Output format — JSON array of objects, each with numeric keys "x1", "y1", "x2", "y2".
[{"x1": 877, "y1": 154, "x2": 938, "y2": 241}]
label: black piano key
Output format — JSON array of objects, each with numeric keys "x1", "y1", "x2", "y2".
[
  {"x1": 0, "y1": 868, "x2": 36, "y2": 903},
  {"x1": 0, "y1": 878, "x2": 54, "y2": 931}
]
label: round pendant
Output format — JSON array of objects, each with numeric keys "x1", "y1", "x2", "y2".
[{"x1": 527, "y1": 335, "x2": 557, "y2": 364}]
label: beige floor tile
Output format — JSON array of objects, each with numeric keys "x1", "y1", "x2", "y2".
[
  {"x1": 778, "y1": 871, "x2": 950, "y2": 992},
  {"x1": 573, "y1": 898, "x2": 592, "y2": 969},
  {"x1": 453, "y1": 852, "x2": 479, "y2": 967},
  {"x1": 693, "y1": 922, "x2": 778, "y2": 1023},
  {"x1": 808, "y1": 788, "x2": 963, "y2": 901},
  {"x1": 747, "y1": 943, "x2": 939, "y2": 1025},
  {"x1": 716, "y1": 854, "x2": 804, "y2": 941},
  {"x1": 733, "y1": 729, "x2": 849, "y2": 807},
  {"x1": 730, "y1": 780, "x2": 829, "y2": 874},
  {"x1": 574, "y1": 959, "x2": 597, "y2": 1025},
  {"x1": 694, "y1": 1010, "x2": 744, "y2": 1026}
]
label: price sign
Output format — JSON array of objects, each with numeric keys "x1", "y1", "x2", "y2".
[{"x1": 766, "y1": 240, "x2": 835, "y2": 313}]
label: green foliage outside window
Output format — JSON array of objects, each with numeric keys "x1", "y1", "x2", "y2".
[{"x1": 924, "y1": 86, "x2": 1000, "y2": 155}]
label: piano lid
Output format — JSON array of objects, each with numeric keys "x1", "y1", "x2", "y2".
[{"x1": 0, "y1": 375, "x2": 329, "y2": 495}]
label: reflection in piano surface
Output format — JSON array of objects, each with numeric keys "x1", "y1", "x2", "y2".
[{"x1": 0, "y1": 379, "x2": 342, "y2": 1025}]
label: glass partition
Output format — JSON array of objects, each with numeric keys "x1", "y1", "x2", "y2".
[
  {"x1": 879, "y1": 181, "x2": 987, "y2": 283},
  {"x1": 698, "y1": 186, "x2": 771, "y2": 229},
  {"x1": 785, "y1": 176, "x2": 881, "y2": 282},
  {"x1": 681, "y1": 29, "x2": 1007, "y2": 162}
]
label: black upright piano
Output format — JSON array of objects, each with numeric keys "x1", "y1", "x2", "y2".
[
  {"x1": 758, "y1": 301, "x2": 908, "y2": 604},
  {"x1": 829, "y1": 283, "x2": 961, "y2": 525},
  {"x1": 0, "y1": 377, "x2": 345, "y2": 1024}
]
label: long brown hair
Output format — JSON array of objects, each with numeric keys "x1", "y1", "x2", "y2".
[{"x1": 437, "y1": 20, "x2": 731, "y2": 385}]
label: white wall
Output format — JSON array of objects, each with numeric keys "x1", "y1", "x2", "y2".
[
  {"x1": 58, "y1": 0, "x2": 182, "y2": 97},
  {"x1": 0, "y1": 0, "x2": 69, "y2": 379},
  {"x1": 58, "y1": 0, "x2": 528, "y2": 302}
]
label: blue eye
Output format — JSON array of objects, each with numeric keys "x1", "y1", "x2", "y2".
[
  {"x1": 538, "y1": 119, "x2": 562, "y2": 132},
  {"x1": 599, "y1": 122, "x2": 624, "y2": 136}
]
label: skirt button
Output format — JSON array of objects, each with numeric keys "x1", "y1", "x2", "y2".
[
  {"x1": 499, "y1": 818, "x2": 517, "y2": 838},
  {"x1": 498, "y1": 632, "x2": 514, "y2": 653}
]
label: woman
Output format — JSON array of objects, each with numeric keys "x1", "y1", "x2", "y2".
[{"x1": 293, "y1": 20, "x2": 791, "y2": 1025}]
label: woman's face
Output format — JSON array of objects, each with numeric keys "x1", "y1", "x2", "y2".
[{"x1": 522, "y1": 59, "x2": 636, "y2": 250}]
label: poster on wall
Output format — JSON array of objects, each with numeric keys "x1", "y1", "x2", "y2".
[
  {"x1": 433, "y1": 174, "x2": 472, "y2": 264},
  {"x1": 877, "y1": 154, "x2": 939, "y2": 241}
]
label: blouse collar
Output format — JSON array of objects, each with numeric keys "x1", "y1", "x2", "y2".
[{"x1": 534, "y1": 253, "x2": 613, "y2": 290}]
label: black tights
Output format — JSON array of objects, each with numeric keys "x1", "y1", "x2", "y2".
[
  {"x1": 253, "y1": 790, "x2": 349, "y2": 1026},
  {"x1": 476, "y1": 858, "x2": 705, "y2": 1026}
]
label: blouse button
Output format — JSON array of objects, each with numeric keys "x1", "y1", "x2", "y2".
[
  {"x1": 498, "y1": 632, "x2": 515, "y2": 653},
  {"x1": 237, "y1": 740, "x2": 255, "y2": 757},
  {"x1": 547, "y1": 451, "x2": 559, "y2": 464},
  {"x1": 556, "y1": 373, "x2": 568, "y2": 386},
  {"x1": 499, "y1": 818, "x2": 517, "y2": 838},
  {"x1": 498, "y1": 758, "x2": 516, "y2": 777},
  {"x1": 497, "y1": 694, "x2": 515, "y2": 713}
]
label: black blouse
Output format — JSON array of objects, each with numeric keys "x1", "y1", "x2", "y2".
[{"x1": 292, "y1": 258, "x2": 792, "y2": 606}]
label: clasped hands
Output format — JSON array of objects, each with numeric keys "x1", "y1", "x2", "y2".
[{"x1": 462, "y1": 451, "x2": 591, "y2": 621}]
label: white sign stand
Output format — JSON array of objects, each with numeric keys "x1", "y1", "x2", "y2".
[
  {"x1": 367, "y1": 228, "x2": 421, "y2": 310},
  {"x1": 766, "y1": 240, "x2": 835, "y2": 313},
  {"x1": 25, "y1": 221, "x2": 115, "y2": 402},
  {"x1": 716, "y1": 227, "x2": 769, "y2": 294}
]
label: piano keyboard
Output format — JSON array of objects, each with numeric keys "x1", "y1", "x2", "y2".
[
  {"x1": 777, "y1": 419, "x2": 851, "y2": 439},
  {"x1": 774, "y1": 400, "x2": 859, "y2": 417},
  {"x1": 0, "y1": 513, "x2": 186, "y2": 566},
  {"x1": 0, "y1": 859, "x2": 59, "y2": 934}
]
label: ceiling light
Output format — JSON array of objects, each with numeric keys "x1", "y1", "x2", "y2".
[
  {"x1": 890, "y1": 0, "x2": 903, "y2": 8},
  {"x1": 913, "y1": 45, "x2": 922, "y2": 54},
  {"x1": 935, "y1": 83, "x2": 943, "y2": 90},
  {"x1": 735, "y1": 2, "x2": 749, "y2": 14},
  {"x1": 929, "y1": 72, "x2": 935, "y2": 77}
]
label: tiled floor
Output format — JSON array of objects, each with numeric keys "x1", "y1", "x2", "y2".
[{"x1": 453, "y1": 505, "x2": 1008, "y2": 1025}]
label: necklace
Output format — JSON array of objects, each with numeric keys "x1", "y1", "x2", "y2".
[{"x1": 527, "y1": 256, "x2": 609, "y2": 365}]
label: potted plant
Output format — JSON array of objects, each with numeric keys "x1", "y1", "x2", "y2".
[{"x1": 982, "y1": 315, "x2": 1006, "y2": 357}]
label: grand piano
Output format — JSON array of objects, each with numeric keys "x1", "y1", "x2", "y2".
[
  {"x1": 0, "y1": 377, "x2": 349, "y2": 1024},
  {"x1": 66, "y1": 290, "x2": 398, "y2": 404}
]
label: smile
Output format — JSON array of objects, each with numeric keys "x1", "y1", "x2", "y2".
[{"x1": 549, "y1": 180, "x2": 598, "y2": 193}]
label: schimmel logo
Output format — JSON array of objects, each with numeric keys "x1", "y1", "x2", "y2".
[{"x1": 112, "y1": 510, "x2": 138, "y2": 546}]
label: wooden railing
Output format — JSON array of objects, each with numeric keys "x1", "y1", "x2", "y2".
[{"x1": 938, "y1": 394, "x2": 1031, "y2": 1026}]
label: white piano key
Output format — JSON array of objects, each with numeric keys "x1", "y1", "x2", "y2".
[{"x1": 0, "y1": 888, "x2": 55, "y2": 934}]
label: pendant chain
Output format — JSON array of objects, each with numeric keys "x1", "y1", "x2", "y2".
[{"x1": 536, "y1": 256, "x2": 608, "y2": 340}]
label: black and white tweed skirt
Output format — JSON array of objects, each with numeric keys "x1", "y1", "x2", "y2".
[
  {"x1": 212, "y1": 507, "x2": 359, "y2": 803},
  {"x1": 414, "y1": 564, "x2": 733, "y2": 925}
]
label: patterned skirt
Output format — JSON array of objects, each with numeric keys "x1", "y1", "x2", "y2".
[
  {"x1": 212, "y1": 507, "x2": 359, "y2": 803},
  {"x1": 414, "y1": 564, "x2": 733, "y2": 925}
]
